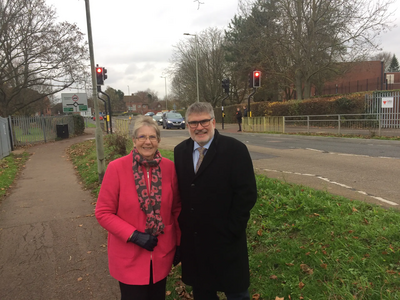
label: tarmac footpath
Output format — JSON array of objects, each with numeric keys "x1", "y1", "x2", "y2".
[{"x1": 0, "y1": 128, "x2": 119, "y2": 300}]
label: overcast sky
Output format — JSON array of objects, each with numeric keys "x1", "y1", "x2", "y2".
[{"x1": 45, "y1": 0, "x2": 400, "y2": 100}]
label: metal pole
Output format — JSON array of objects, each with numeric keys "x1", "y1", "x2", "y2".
[
  {"x1": 161, "y1": 76, "x2": 168, "y2": 110},
  {"x1": 195, "y1": 35, "x2": 199, "y2": 102},
  {"x1": 165, "y1": 77, "x2": 168, "y2": 109},
  {"x1": 99, "y1": 90, "x2": 113, "y2": 134},
  {"x1": 85, "y1": 0, "x2": 105, "y2": 183},
  {"x1": 247, "y1": 88, "x2": 256, "y2": 117}
]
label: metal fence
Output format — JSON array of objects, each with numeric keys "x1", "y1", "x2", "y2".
[
  {"x1": 242, "y1": 91, "x2": 400, "y2": 136},
  {"x1": 243, "y1": 113, "x2": 400, "y2": 137},
  {"x1": 0, "y1": 117, "x2": 11, "y2": 159},
  {"x1": 10, "y1": 115, "x2": 75, "y2": 147},
  {"x1": 243, "y1": 116, "x2": 284, "y2": 133},
  {"x1": 365, "y1": 91, "x2": 400, "y2": 128},
  {"x1": 113, "y1": 117, "x2": 134, "y2": 137}
]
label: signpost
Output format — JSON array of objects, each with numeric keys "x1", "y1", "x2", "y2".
[
  {"x1": 382, "y1": 97, "x2": 394, "y2": 108},
  {"x1": 61, "y1": 93, "x2": 88, "y2": 113}
]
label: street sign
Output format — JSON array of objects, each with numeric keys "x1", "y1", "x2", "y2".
[
  {"x1": 382, "y1": 97, "x2": 394, "y2": 108},
  {"x1": 62, "y1": 93, "x2": 88, "y2": 113}
]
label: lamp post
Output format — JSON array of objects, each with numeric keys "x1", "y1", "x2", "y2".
[
  {"x1": 183, "y1": 33, "x2": 199, "y2": 102},
  {"x1": 160, "y1": 76, "x2": 168, "y2": 110}
]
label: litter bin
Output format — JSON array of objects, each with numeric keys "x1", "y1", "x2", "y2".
[{"x1": 56, "y1": 124, "x2": 69, "y2": 139}]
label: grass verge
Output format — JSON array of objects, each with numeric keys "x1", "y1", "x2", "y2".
[
  {"x1": 66, "y1": 135, "x2": 400, "y2": 300},
  {"x1": 0, "y1": 152, "x2": 30, "y2": 199}
]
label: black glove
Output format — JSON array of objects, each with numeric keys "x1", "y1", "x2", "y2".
[
  {"x1": 173, "y1": 246, "x2": 181, "y2": 266},
  {"x1": 129, "y1": 230, "x2": 158, "y2": 251}
]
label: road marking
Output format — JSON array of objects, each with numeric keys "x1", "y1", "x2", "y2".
[
  {"x1": 262, "y1": 168, "x2": 398, "y2": 206},
  {"x1": 306, "y1": 148, "x2": 398, "y2": 160}
]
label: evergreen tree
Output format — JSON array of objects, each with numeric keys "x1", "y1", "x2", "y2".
[{"x1": 388, "y1": 54, "x2": 400, "y2": 72}]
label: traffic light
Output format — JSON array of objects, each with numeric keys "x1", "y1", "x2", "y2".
[
  {"x1": 96, "y1": 67, "x2": 104, "y2": 86},
  {"x1": 253, "y1": 70, "x2": 261, "y2": 88},
  {"x1": 221, "y1": 78, "x2": 230, "y2": 93},
  {"x1": 103, "y1": 68, "x2": 108, "y2": 81}
]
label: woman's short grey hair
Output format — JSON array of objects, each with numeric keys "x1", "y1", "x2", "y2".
[
  {"x1": 185, "y1": 102, "x2": 215, "y2": 120},
  {"x1": 132, "y1": 116, "x2": 161, "y2": 141}
]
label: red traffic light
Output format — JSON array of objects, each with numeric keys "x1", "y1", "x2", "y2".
[
  {"x1": 253, "y1": 70, "x2": 261, "y2": 88},
  {"x1": 96, "y1": 67, "x2": 103, "y2": 73}
]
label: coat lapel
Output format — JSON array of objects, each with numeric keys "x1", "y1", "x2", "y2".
[{"x1": 180, "y1": 138, "x2": 196, "y2": 176}]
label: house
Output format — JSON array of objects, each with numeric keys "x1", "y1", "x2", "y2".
[
  {"x1": 123, "y1": 94, "x2": 149, "y2": 114},
  {"x1": 123, "y1": 93, "x2": 166, "y2": 114}
]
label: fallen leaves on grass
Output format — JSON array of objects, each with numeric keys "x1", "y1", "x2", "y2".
[{"x1": 300, "y1": 264, "x2": 313, "y2": 275}]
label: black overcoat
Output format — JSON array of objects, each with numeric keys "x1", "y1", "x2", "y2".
[{"x1": 174, "y1": 130, "x2": 257, "y2": 292}]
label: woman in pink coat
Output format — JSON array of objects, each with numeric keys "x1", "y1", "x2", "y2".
[{"x1": 96, "y1": 116, "x2": 181, "y2": 300}]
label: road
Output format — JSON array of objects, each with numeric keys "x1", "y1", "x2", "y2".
[{"x1": 159, "y1": 126, "x2": 400, "y2": 209}]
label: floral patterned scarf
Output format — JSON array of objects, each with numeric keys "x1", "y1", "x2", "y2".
[{"x1": 132, "y1": 148, "x2": 164, "y2": 236}]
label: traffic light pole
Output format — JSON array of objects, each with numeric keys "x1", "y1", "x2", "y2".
[
  {"x1": 85, "y1": 0, "x2": 105, "y2": 183},
  {"x1": 221, "y1": 94, "x2": 229, "y2": 130},
  {"x1": 247, "y1": 88, "x2": 256, "y2": 118},
  {"x1": 97, "y1": 94, "x2": 109, "y2": 134},
  {"x1": 99, "y1": 90, "x2": 113, "y2": 134}
]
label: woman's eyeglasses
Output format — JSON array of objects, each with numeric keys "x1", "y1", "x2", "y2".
[
  {"x1": 136, "y1": 135, "x2": 158, "y2": 142},
  {"x1": 187, "y1": 118, "x2": 213, "y2": 129}
]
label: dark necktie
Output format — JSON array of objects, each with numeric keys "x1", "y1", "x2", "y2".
[{"x1": 195, "y1": 147, "x2": 205, "y2": 173}]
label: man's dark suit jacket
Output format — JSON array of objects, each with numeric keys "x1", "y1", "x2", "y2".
[{"x1": 174, "y1": 129, "x2": 257, "y2": 292}]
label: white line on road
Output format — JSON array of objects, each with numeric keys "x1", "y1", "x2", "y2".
[
  {"x1": 306, "y1": 148, "x2": 398, "y2": 160},
  {"x1": 262, "y1": 168, "x2": 398, "y2": 206}
]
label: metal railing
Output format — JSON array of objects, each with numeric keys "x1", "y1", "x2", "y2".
[
  {"x1": 10, "y1": 115, "x2": 75, "y2": 147},
  {"x1": 243, "y1": 114, "x2": 400, "y2": 137},
  {"x1": 112, "y1": 117, "x2": 135, "y2": 137},
  {"x1": 0, "y1": 117, "x2": 11, "y2": 159}
]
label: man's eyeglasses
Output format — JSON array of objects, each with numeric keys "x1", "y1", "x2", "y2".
[
  {"x1": 136, "y1": 135, "x2": 158, "y2": 142},
  {"x1": 187, "y1": 118, "x2": 213, "y2": 129}
]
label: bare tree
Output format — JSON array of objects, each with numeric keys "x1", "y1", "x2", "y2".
[
  {"x1": 170, "y1": 28, "x2": 227, "y2": 107},
  {"x1": 0, "y1": 0, "x2": 88, "y2": 116}
]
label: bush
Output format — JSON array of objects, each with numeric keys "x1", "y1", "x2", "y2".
[
  {"x1": 214, "y1": 92, "x2": 370, "y2": 121},
  {"x1": 73, "y1": 115, "x2": 85, "y2": 135},
  {"x1": 105, "y1": 133, "x2": 128, "y2": 158}
]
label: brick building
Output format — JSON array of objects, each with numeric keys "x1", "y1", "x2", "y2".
[{"x1": 319, "y1": 61, "x2": 400, "y2": 95}]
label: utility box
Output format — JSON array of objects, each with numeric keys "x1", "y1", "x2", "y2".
[{"x1": 56, "y1": 124, "x2": 69, "y2": 139}]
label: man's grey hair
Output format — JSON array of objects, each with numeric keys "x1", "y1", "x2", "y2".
[
  {"x1": 185, "y1": 102, "x2": 215, "y2": 120},
  {"x1": 132, "y1": 116, "x2": 161, "y2": 141}
]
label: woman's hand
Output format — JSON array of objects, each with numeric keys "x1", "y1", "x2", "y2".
[{"x1": 129, "y1": 230, "x2": 158, "y2": 251}]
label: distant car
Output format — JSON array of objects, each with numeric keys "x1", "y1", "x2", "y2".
[
  {"x1": 145, "y1": 112, "x2": 155, "y2": 116},
  {"x1": 152, "y1": 112, "x2": 163, "y2": 124},
  {"x1": 162, "y1": 112, "x2": 185, "y2": 129}
]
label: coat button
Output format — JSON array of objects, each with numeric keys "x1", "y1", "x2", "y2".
[
  {"x1": 190, "y1": 208, "x2": 194, "y2": 212},
  {"x1": 191, "y1": 184, "x2": 195, "y2": 187}
]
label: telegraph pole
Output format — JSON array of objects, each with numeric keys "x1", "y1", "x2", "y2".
[{"x1": 84, "y1": 0, "x2": 105, "y2": 183}]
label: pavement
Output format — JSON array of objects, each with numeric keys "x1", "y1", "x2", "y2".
[{"x1": 0, "y1": 127, "x2": 119, "y2": 300}]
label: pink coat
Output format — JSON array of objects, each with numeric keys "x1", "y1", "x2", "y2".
[{"x1": 95, "y1": 152, "x2": 181, "y2": 285}]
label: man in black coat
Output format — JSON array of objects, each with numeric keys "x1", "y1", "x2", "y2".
[
  {"x1": 174, "y1": 102, "x2": 257, "y2": 300},
  {"x1": 236, "y1": 107, "x2": 243, "y2": 132}
]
